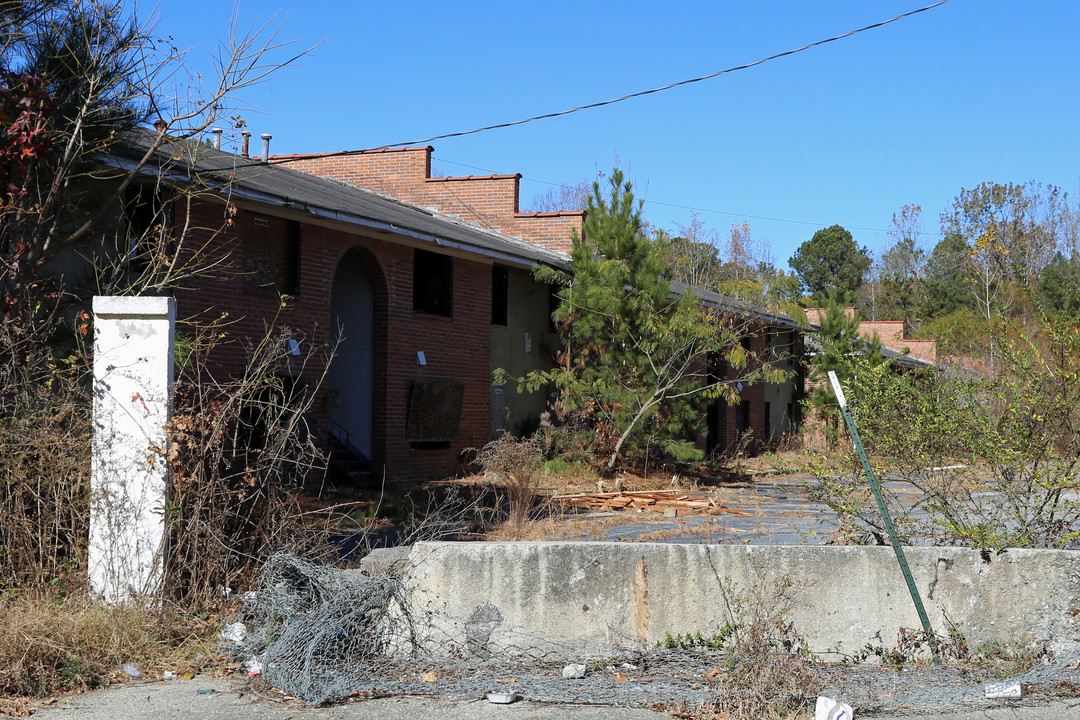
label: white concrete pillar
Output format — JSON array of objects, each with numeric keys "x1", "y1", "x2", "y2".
[{"x1": 89, "y1": 296, "x2": 175, "y2": 603}]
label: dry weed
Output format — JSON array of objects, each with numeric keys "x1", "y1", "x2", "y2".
[
  {"x1": 473, "y1": 434, "x2": 545, "y2": 535},
  {"x1": 701, "y1": 567, "x2": 820, "y2": 720},
  {"x1": 0, "y1": 590, "x2": 211, "y2": 698},
  {"x1": 484, "y1": 512, "x2": 566, "y2": 541},
  {"x1": 0, "y1": 360, "x2": 90, "y2": 588},
  {"x1": 165, "y1": 319, "x2": 333, "y2": 606}
]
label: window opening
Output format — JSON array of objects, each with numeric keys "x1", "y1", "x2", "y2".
[{"x1": 414, "y1": 249, "x2": 453, "y2": 316}]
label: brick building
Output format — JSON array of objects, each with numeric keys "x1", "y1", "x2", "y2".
[
  {"x1": 679, "y1": 286, "x2": 806, "y2": 456},
  {"x1": 109, "y1": 130, "x2": 808, "y2": 481},
  {"x1": 283, "y1": 148, "x2": 808, "y2": 461},
  {"x1": 800, "y1": 306, "x2": 936, "y2": 450},
  {"x1": 107, "y1": 131, "x2": 576, "y2": 482}
]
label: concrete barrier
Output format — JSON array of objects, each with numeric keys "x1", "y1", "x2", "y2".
[{"x1": 400, "y1": 541, "x2": 1080, "y2": 660}]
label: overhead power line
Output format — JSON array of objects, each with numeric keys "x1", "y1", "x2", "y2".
[
  {"x1": 270, "y1": 0, "x2": 950, "y2": 165},
  {"x1": 641, "y1": 197, "x2": 944, "y2": 238},
  {"x1": 434, "y1": 158, "x2": 944, "y2": 238}
]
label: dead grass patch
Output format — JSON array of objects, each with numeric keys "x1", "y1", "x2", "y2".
[
  {"x1": 0, "y1": 589, "x2": 218, "y2": 699},
  {"x1": 638, "y1": 525, "x2": 691, "y2": 542},
  {"x1": 484, "y1": 512, "x2": 566, "y2": 541}
]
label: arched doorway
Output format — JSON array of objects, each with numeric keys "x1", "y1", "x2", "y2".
[{"x1": 329, "y1": 249, "x2": 376, "y2": 462}]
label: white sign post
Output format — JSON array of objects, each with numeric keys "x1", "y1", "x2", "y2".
[{"x1": 89, "y1": 296, "x2": 175, "y2": 603}]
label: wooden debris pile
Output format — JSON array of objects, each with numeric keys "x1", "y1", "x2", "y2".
[{"x1": 550, "y1": 489, "x2": 752, "y2": 516}]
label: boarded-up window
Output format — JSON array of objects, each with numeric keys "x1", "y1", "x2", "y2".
[
  {"x1": 244, "y1": 214, "x2": 299, "y2": 293},
  {"x1": 407, "y1": 381, "x2": 464, "y2": 443}
]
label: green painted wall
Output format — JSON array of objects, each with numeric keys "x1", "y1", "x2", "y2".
[
  {"x1": 763, "y1": 329, "x2": 802, "y2": 442},
  {"x1": 490, "y1": 267, "x2": 559, "y2": 438}
]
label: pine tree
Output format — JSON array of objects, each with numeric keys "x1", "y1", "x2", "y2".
[
  {"x1": 525, "y1": 170, "x2": 777, "y2": 469},
  {"x1": 789, "y1": 225, "x2": 871, "y2": 305},
  {"x1": 1037, "y1": 252, "x2": 1080, "y2": 316},
  {"x1": 806, "y1": 292, "x2": 887, "y2": 441}
]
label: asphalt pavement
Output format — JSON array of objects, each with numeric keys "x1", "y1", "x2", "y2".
[
  {"x1": 28, "y1": 676, "x2": 1080, "y2": 720},
  {"x1": 30, "y1": 676, "x2": 671, "y2": 719}
]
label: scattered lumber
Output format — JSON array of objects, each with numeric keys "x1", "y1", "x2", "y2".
[{"x1": 550, "y1": 489, "x2": 752, "y2": 516}]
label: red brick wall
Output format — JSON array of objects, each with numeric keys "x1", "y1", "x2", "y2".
[
  {"x1": 858, "y1": 321, "x2": 906, "y2": 347},
  {"x1": 896, "y1": 340, "x2": 936, "y2": 363},
  {"x1": 171, "y1": 196, "x2": 491, "y2": 482},
  {"x1": 278, "y1": 148, "x2": 583, "y2": 255},
  {"x1": 282, "y1": 147, "x2": 432, "y2": 199}
]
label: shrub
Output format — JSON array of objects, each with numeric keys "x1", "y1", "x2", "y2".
[
  {"x1": 473, "y1": 433, "x2": 545, "y2": 533},
  {"x1": 812, "y1": 306, "x2": 1080, "y2": 549},
  {"x1": 165, "y1": 318, "x2": 331, "y2": 606}
]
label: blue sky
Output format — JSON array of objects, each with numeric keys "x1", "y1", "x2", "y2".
[{"x1": 150, "y1": 0, "x2": 1079, "y2": 270}]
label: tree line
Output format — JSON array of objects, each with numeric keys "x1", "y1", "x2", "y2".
[{"x1": 789, "y1": 182, "x2": 1079, "y2": 366}]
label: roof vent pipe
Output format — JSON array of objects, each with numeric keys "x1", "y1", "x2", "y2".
[
  {"x1": 260, "y1": 133, "x2": 272, "y2": 163},
  {"x1": 240, "y1": 130, "x2": 251, "y2": 158},
  {"x1": 211, "y1": 128, "x2": 222, "y2": 149}
]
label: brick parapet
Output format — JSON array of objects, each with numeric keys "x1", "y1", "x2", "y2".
[
  {"x1": 278, "y1": 151, "x2": 580, "y2": 256},
  {"x1": 859, "y1": 321, "x2": 905, "y2": 347},
  {"x1": 896, "y1": 340, "x2": 937, "y2": 363}
]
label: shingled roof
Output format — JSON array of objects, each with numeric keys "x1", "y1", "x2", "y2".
[{"x1": 104, "y1": 129, "x2": 570, "y2": 271}]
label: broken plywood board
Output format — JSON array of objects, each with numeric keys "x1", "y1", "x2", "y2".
[{"x1": 551, "y1": 490, "x2": 752, "y2": 516}]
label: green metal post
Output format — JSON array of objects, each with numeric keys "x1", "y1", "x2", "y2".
[{"x1": 827, "y1": 371, "x2": 940, "y2": 664}]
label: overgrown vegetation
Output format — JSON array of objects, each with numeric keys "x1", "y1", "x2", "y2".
[
  {"x1": 811, "y1": 296, "x2": 1080, "y2": 549},
  {"x1": 522, "y1": 170, "x2": 784, "y2": 472},
  {"x1": 851, "y1": 624, "x2": 1050, "y2": 681},
  {"x1": 852, "y1": 183, "x2": 1078, "y2": 368},
  {"x1": 1, "y1": 0, "x2": 1077, "y2": 708},
  {"x1": 165, "y1": 317, "x2": 332, "y2": 605},
  {"x1": 688, "y1": 568, "x2": 819, "y2": 720},
  {"x1": 0, "y1": 589, "x2": 210, "y2": 699},
  {"x1": 0, "y1": 354, "x2": 90, "y2": 590},
  {"x1": 472, "y1": 433, "x2": 546, "y2": 534},
  {"x1": 0, "y1": 313, "x2": 333, "y2": 698},
  {"x1": 0, "y1": 0, "x2": 319, "y2": 700}
]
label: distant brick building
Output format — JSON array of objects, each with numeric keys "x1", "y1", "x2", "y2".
[
  {"x1": 801, "y1": 307, "x2": 936, "y2": 450},
  {"x1": 803, "y1": 307, "x2": 937, "y2": 363}
]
